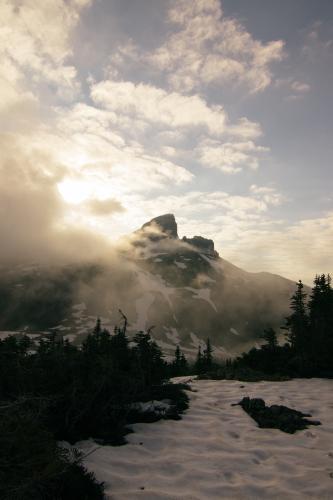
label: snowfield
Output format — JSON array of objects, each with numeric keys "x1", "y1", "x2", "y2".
[{"x1": 80, "y1": 378, "x2": 333, "y2": 499}]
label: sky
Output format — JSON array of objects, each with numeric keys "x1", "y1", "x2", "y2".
[{"x1": 0, "y1": 0, "x2": 332, "y2": 284}]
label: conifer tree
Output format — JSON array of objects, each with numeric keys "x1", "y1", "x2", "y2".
[
  {"x1": 194, "y1": 345, "x2": 203, "y2": 374},
  {"x1": 308, "y1": 274, "x2": 333, "y2": 366},
  {"x1": 261, "y1": 328, "x2": 278, "y2": 351},
  {"x1": 93, "y1": 318, "x2": 102, "y2": 336},
  {"x1": 172, "y1": 345, "x2": 188, "y2": 376},
  {"x1": 174, "y1": 345, "x2": 181, "y2": 366},
  {"x1": 110, "y1": 311, "x2": 130, "y2": 369},
  {"x1": 179, "y1": 353, "x2": 188, "y2": 374},
  {"x1": 285, "y1": 280, "x2": 309, "y2": 353},
  {"x1": 203, "y1": 338, "x2": 213, "y2": 370}
]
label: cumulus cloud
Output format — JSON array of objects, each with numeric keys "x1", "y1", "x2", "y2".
[
  {"x1": 144, "y1": 0, "x2": 285, "y2": 93},
  {"x1": 88, "y1": 79, "x2": 265, "y2": 175},
  {"x1": 138, "y1": 188, "x2": 277, "y2": 223},
  {"x1": 0, "y1": 0, "x2": 91, "y2": 105},
  {"x1": 91, "y1": 79, "x2": 227, "y2": 135},
  {"x1": 250, "y1": 184, "x2": 284, "y2": 206},
  {"x1": 196, "y1": 139, "x2": 269, "y2": 173}
]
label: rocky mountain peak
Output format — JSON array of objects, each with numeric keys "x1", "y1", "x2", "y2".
[{"x1": 141, "y1": 214, "x2": 178, "y2": 239}]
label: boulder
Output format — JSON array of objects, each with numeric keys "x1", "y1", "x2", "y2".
[{"x1": 236, "y1": 397, "x2": 321, "y2": 434}]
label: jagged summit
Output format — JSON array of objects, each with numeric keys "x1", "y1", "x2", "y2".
[
  {"x1": 137, "y1": 214, "x2": 219, "y2": 257},
  {"x1": 141, "y1": 214, "x2": 178, "y2": 239},
  {"x1": 182, "y1": 236, "x2": 219, "y2": 258}
]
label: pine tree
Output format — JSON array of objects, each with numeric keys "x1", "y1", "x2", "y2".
[
  {"x1": 261, "y1": 328, "x2": 278, "y2": 351},
  {"x1": 179, "y1": 353, "x2": 188, "y2": 375},
  {"x1": 172, "y1": 345, "x2": 188, "y2": 376},
  {"x1": 308, "y1": 274, "x2": 333, "y2": 367},
  {"x1": 110, "y1": 311, "x2": 130, "y2": 369},
  {"x1": 194, "y1": 345, "x2": 203, "y2": 374},
  {"x1": 133, "y1": 329, "x2": 165, "y2": 385},
  {"x1": 203, "y1": 338, "x2": 213, "y2": 370},
  {"x1": 285, "y1": 280, "x2": 309, "y2": 353},
  {"x1": 174, "y1": 345, "x2": 181, "y2": 366},
  {"x1": 93, "y1": 318, "x2": 102, "y2": 336}
]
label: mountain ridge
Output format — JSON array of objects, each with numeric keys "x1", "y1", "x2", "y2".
[{"x1": 0, "y1": 214, "x2": 302, "y2": 357}]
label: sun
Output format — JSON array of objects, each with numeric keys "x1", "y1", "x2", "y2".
[{"x1": 57, "y1": 179, "x2": 92, "y2": 204}]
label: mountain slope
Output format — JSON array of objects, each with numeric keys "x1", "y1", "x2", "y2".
[{"x1": 0, "y1": 214, "x2": 300, "y2": 356}]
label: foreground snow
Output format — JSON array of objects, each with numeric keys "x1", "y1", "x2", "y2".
[{"x1": 79, "y1": 378, "x2": 333, "y2": 499}]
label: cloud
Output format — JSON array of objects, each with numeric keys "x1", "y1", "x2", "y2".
[
  {"x1": 84, "y1": 198, "x2": 125, "y2": 216},
  {"x1": 250, "y1": 184, "x2": 284, "y2": 206},
  {"x1": 138, "y1": 188, "x2": 278, "y2": 222},
  {"x1": 89, "y1": 79, "x2": 265, "y2": 175},
  {"x1": 302, "y1": 22, "x2": 333, "y2": 61},
  {"x1": 196, "y1": 139, "x2": 269, "y2": 173},
  {"x1": 0, "y1": 0, "x2": 91, "y2": 107},
  {"x1": 91, "y1": 79, "x2": 227, "y2": 135},
  {"x1": 220, "y1": 212, "x2": 333, "y2": 285},
  {"x1": 290, "y1": 81, "x2": 311, "y2": 93},
  {"x1": 143, "y1": 0, "x2": 285, "y2": 93},
  {"x1": 0, "y1": 134, "x2": 113, "y2": 265}
]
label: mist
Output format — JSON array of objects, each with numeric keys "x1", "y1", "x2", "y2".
[{"x1": 0, "y1": 135, "x2": 118, "y2": 267}]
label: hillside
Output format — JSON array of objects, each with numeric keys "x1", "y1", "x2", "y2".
[{"x1": 0, "y1": 214, "x2": 300, "y2": 356}]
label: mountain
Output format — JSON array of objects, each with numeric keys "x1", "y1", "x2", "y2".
[{"x1": 0, "y1": 214, "x2": 300, "y2": 357}]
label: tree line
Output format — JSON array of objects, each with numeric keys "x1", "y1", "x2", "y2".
[{"x1": 201, "y1": 274, "x2": 333, "y2": 380}]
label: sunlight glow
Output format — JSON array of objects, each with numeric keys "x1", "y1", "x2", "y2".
[{"x1": 57, "y1": 180, "x2": 92, "y2": 204}]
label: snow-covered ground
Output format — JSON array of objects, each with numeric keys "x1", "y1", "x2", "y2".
[{"x1": 80, "y1": 378, "x2": 333, "y2": 499}]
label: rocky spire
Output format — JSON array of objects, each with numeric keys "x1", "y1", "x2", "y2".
[{"x1": 141, "y1": 214, "x2": 178, "y2": 239}]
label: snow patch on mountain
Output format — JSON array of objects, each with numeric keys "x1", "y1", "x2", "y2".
[
  {"x1": 185, "y1": 287, "x2": 217, "y2": 312},
  {"x1": 136, "y1": 270, "x2": 176, "y2": 309},
  {"x1": 164, "y1": 327, "x2": 180, "y2": 345},
  {"x1": 230, "y1": 327, "x2": 240, "y2": 336},
  {"x1": 132, "y1": 293, "x2": 155, "y2": 331},
  {"x1": 174, "y1": 261, "x2": 187, "y2": 269}
]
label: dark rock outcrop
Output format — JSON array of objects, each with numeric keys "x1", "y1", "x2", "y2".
[
  {"x1": 182, "y1": 235, "x2": 219, "y2": 258},
  {"x1": 141, "y1": 214, "x2": 178, "y2": 240},
  {"x1": 236, "y1": 397, "x2": 321, "y2": 433}
]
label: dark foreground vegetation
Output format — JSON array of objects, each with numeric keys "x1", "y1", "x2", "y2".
[
  {"x1": 0, "y1": 313, "x2": 189, "y2": 500},
  {"x1": 196, "y1": 274, "x2": 333, "y2": 381}
]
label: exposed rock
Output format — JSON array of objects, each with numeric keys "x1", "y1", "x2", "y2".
[
  {"x1": 140, "y1": 214, "x2": 178, "y2": 240},
  {"x1": 182, "y1": 235, "x2": 219, "y2": 258},
  {"x1": 236, "y1": 397, "x2": 321, "y2": 434}
]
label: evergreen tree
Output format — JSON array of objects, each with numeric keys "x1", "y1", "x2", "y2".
[
  {"x1": 308, "y1": 274, "x2": 333, "y2": 367},
  {"x1": 110, "y1": 311, "x2": 130, "y2": 369},
  {"x1": 93, "y1": 317, "x2": 102, "y2": 335},
  {"x1": 203, "y1": 338, "x2": 213, "y2": 370},
  {"x1": 261, "y1": 328, "x2": 278, "y2": 351},
  {"x1": 284, "y1": 280, "x2": 309, "y2": 353},
  {"x1": 174, "y1": 345, "x2": 181, "y2": 366},
  {"x1": 194, "y1": 345, "x2": 203, "y2": 374},
  {"x1": 179, "y1": 353, "x2": 188, "y2": 375},
  {"x1": 133, "y1": 329, "x2": 165, "y2": 385},
  {"x1": 171, "y1": 345, "x2": 188, "y2": 376}
]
